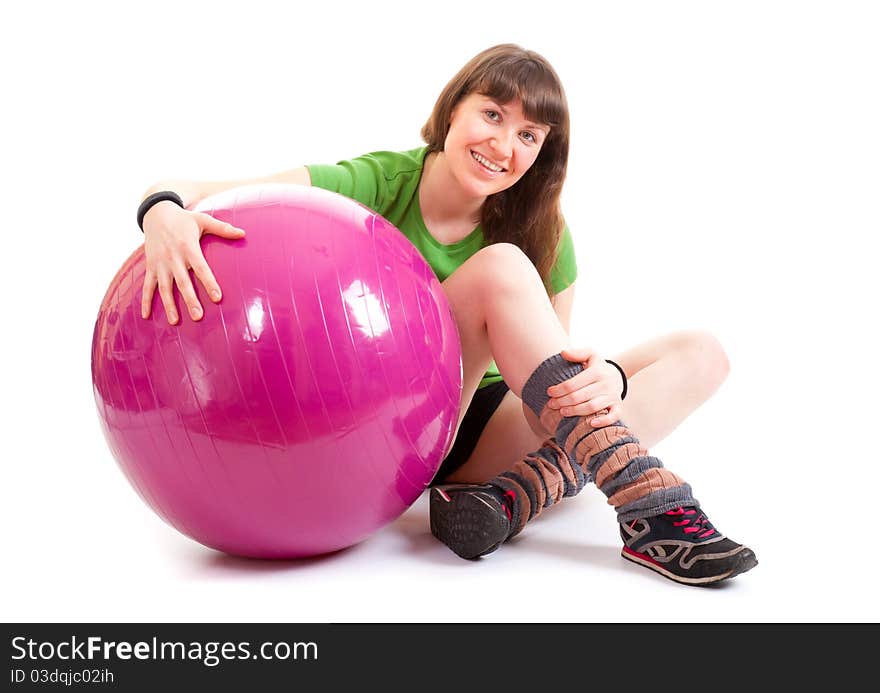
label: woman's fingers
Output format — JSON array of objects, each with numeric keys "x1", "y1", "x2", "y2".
[
  {"x1": 189, "y1": 254, "x2": 222, "y2": 304},
  {"x1": 190, "y1": 213, "x2": 243, "y2": 305},
  {"x1": 547, "y1": 389, "x2": 619, "y2": 426},
  {"x1": 556, "y1": 394, "x2": 612, "y2": 418},
  {"x1": 145, "y1": 257, "x2": 214, "y2": 323},
  {"x1": 546, "y1": 370, "x2": 595, "y2": 400},
  {"x1": 171, "y1": 260, "x2": 204, "y2": 321},
  {"x1": 590, "y1": 403, "x2": 621, "y2": 428},
  {"x1": 141, "y1": 269, "x2": 158, "y2": 319},
  {"x1": 157, "y1": 272, "x2": 179, "y2": 325},
  {"x1": 548, "y1": 379, "x2": 599, "y2": 409},
  {"x1": 560, "y1": 346, "x2": 595, "y2": 364},
  {"x1": 199, "y1": 213, "x2": 246, "y2": 239}
]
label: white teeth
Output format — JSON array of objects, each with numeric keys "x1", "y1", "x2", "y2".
[{"x1": 471, "y1": 150, "x2": 504, "y2": 172}]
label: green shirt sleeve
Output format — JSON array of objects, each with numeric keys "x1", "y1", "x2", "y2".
[
  {"x1": 549, "y1": 224, "x2": 577, "y2": 293},
  {"x1": 306, "y1": 153, "x2": 391, "y2": 214}
]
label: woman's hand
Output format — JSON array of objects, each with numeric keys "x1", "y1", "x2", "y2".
[
  {"x1": 545, "y1": 346, "x2": 625, "y2": 427},
  {"x1": 141, "y1": 202, "x2": 246, "y2": 324}
]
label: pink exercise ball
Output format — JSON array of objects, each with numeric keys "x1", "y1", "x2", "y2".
[{"x1": 91, "y1": 184, "x2": 463, "y2": 558}]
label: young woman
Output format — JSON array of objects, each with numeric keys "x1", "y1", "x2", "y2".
[{"x1": 137, "y1": 44, "x2": 757, "y2": 586}]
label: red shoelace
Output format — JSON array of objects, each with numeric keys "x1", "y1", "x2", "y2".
[
  {"x1": 501, "y1": 490, "x2": 517, "y2": 522},
  {"x1": 665, "y1": 507, "x2": 716, "y2": 539}
]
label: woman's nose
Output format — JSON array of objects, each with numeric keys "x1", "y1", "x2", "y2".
[{"x1": 490, "y1": 128, "x2": 515, "y2": 160}]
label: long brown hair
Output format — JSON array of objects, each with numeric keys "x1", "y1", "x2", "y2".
[{"x1": 421, "y1": 44, "x2": 570, "y2": 296}]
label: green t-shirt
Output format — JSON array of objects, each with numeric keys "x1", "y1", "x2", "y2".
[{"x1": 307, "y1": 146, "x2": 577, "y2": 389}]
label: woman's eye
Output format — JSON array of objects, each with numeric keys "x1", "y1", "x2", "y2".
[
  {"x1": 485, "y1": 110, "x2": 500, "y2": 121},
  {"x1": 521, "y1": 131, "x2": 538, "y2": 144}
]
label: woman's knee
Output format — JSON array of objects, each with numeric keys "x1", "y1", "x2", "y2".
[
  {"x1": 473, "y1": 243, "x2": 539, "y2": 291},
  {"x1": 677, "y1": 330, "x2": 730, "y2": 387},
  {"x1": 443, "y1": 243, "x2": 537, "y2": 298}
]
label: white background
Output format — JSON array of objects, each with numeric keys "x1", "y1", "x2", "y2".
[{"x1": 2, "y1": 0, "x2": 878, "y2": 623}]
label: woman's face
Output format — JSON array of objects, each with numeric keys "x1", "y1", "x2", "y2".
[{"x1": 443, "y1": 92, "x2": 549, "y2": 200}]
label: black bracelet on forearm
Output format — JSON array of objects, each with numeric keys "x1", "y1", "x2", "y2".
[
  {"x1": 137, "y1": 191, "x2": 184, "y2": 232},
  {"x1": 605, "y1": 359, "x2": 628, "y2": 400}
]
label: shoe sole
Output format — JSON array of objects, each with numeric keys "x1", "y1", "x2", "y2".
[
  {"x1": 621, "y1": 546, "x2": 759, "y2": 586},
  {"x1": 430, "y1": 487, "x2": 510, "y2": 560}
]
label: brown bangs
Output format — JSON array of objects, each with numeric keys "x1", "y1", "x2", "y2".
[{"x1": 472, "y1": 57, "x2": 566, "y2": 130}]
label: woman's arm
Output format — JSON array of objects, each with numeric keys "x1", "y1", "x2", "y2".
[
  {"x1": 140, "y1": 166, "x2": 312, "y2": 324},
  {"x1": 140, "y1": 166, "x2": 312, "y2": 210}
]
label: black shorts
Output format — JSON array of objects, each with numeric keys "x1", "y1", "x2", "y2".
[{"x1": 431, "y1": 380, "x2": 510, "y2": 484}]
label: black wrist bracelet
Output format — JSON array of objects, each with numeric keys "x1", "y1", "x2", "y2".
[
  {"x1": 605, "y1": 359, "x2": 628, "y2": 400},
  {"x1": 137, "y1": 191, "x2": 184, "y2": 232}
]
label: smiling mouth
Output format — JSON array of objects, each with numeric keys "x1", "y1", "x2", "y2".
[{"x1": 470, "y1": 150, "x2": 506, "y2": 173}]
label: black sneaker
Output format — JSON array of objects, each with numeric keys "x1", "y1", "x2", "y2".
[
  {"x1": 429, "y1": 484, "x2": 515, "y2": 560},
  {"x1": 619, "y1": 506, "x2": 758, "y2": 586}
]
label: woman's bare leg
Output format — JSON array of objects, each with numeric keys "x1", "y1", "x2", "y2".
[
  {"x1": 441, "y1": 242, "x2": 570, "y2": 440},
  {"x1": 607, "y1": 331, "x2": 730, "y2": 449}
]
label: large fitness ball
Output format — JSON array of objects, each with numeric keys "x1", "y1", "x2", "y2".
[{"x1": 91, "y1": 184, "x2": 463, "y2": 558}]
